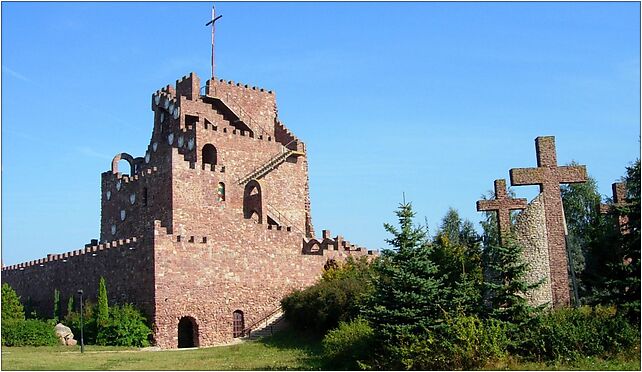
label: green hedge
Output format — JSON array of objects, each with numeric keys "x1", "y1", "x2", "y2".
[
  {"x1": 515, "y1": 306, "x2": 639, "y2": 361},
  {"x1": 2, "y1": 319, "x2": 59, "y2": 347}
]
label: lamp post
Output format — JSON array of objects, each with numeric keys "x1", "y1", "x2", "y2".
[{"x1": 77, "y1": 290, "x2": 84, "y2": 353}]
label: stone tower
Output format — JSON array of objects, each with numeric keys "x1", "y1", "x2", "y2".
[{"x1": 2, "y1": 72, "x2": 372, "y2": 348}]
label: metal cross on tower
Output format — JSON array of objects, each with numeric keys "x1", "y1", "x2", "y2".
[{"x1": 206, "y1": 5, "x2": 223, "y2": 79}]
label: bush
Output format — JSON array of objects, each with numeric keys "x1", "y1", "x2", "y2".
[
  {"x1": 322, "y1": 318, "x2": 374, "y2": 369},
  {"x1": 97, "y1": 304, "x2": 151, "y2": 347},
  {"x1": 370, "y1": 314, "x2": 510, "y2": 370},
  {"x1": 1, "y1": 283, "x2": 25, "y2": 322},
  {"x1": 65, "y1": 301, "x2": 98, "y2": 344},
  {"x1": 282, "y1": 256, "x2": 375, "y2": 336},
  {"x1": 515, "y1": 305, "x2": 639, "y2": 362},
  {"x1": 436, "y1": 315, "x2": 510, "y2": 370},
  {"x1": 2, "y1": 319, "x2": 58, "y2": 346}
]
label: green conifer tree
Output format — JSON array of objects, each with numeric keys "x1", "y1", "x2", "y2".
[
  {"x1": 483, "y1": 238, "x2": 544, "y2": 326},
  {"x1": 362, "y1": 202, "x2": 444, "y2": 369},
  {"x1": 53, "y1": 289, "x2": 60, "y2": 323},
  {"x1": 98, "y1": 277, "x2": 109, "y2": 322},
  {"x1": 66, "y1": 296, "x2": 74, "y2": 318}
]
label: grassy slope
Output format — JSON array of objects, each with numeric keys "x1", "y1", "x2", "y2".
[{"x1": 1, "y1": 329, "x2": 639, "y2": 370}]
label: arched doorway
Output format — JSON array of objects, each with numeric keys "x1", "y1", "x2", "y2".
[
  {"x1": 232, "y1": 310, "x2": 245, "y2": 338},
  {"x1": 178, "y1": 316, "x2": 198, "y2": 348},
  {"x1": 243, "y1": 180, "x2": 263, "y2": 223}
]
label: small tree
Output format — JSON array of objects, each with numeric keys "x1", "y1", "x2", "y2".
[
  {"x1": 53, "y1": 289, "x2": 61, "y2": 323},
  {"x1": 97, "y1": 277, "x2": 109, "y2": 344},
  {"x1": 1, "y1": 283, "x2": 25, "y2": 322},
  {"x1": 66, "y1": 296, "x2": 74, "y2": 318}
]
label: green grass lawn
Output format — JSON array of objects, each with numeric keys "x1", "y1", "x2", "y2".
[
  {"x1": 1, "y1": 329, "x2": 324, "y2": 371},
  {"x1": 2, "y1": 329, "x2": 639, "y2": 370}
]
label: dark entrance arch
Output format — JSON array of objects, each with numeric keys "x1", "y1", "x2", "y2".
[
  {"x1": 178, "y1": 316, "x2": 198, "y2": 348},
  {"x1": 202, "y1": 144, "x2": 217, "y2": 165},
  {"x1": 233, "y1": 310, "x2": 245, "y2": 338}
]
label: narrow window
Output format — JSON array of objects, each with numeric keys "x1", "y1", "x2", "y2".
[
  {"x1": 217, "y1": 182, "x2": 225, "y2": 202},
  {"x1": 143, "y1": 187, "x2": 148, "y2": 206}
]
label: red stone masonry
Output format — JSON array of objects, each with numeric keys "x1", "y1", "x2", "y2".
[
  {"x1": 476, "y1": 179, "x2": 527, "y2": 245},
  {"x1": 509, "y1": 136, "x2": 587, "y2": 307},
  {"x1": 2, "y1": 71, "x2": 372, "y2": 348}
]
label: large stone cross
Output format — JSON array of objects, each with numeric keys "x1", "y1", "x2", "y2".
[
  {"x1": 509, "y1": 136, "x2": 587, "y2": 307},
  {"x1": 600, "y1": 182, "x2": 631, "y2": 233},
  {"x1": 476, "y1": 179, "x2": 527, "y2": 245}
]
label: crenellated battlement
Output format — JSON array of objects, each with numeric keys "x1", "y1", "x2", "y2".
[
  {"x1": 2, "y1": 236, "x2": 142, "y2": 272},
  {"x1": 210, "y1": 78, "x2": 274, "y2": 96},
  {"x1": 302, "y1": 229, "x2": 374, "y2": 256}
]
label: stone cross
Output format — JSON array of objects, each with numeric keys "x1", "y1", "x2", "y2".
[
  {"x1": 600, "y1": 182, "x2": 629, "y2": 213},
  {"x1": 476, "y1": 179, "x2": 527, "y2": 245},
  {"x1": 509, "y1": 136, "x2": 587, "y2": 307},
  {"x1": 600, "y1": 182, "x2": 631, "y2": 233}
]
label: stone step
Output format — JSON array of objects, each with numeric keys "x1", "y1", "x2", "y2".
[{"x1": 245, "y1": 312, "x2": 288, "y2": 339}]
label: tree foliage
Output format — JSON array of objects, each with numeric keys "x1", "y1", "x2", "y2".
[
  {"x1": 362, "y1": 202, "x2": 445, "y2": 368},
  {"x1": 483, "y1": 238, "x2": 544, "y2": 326},
  {"x1": 281, "y1": 256, "x2": 376, "y2": 336},
  {"x1": 2, "y1": 283, "x2": 25, "y2": 322}
]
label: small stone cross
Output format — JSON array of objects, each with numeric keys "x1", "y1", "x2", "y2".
[
  {"x1": 509, "y1": 136, "x2": 587, "y2": 307},
  {"x1": 600, "y1": 182, "x2": 631, "y2": 234},
  {"x1": 476, "y1": 179, "x2": 527, "y2": 245}
]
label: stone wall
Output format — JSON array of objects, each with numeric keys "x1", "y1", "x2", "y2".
[
  {"x1": 513, "y1": 193, "x2": 553, "y2": 307},
  {"x1": 1, "y1": 236, "x2": 155, "y2": 319}
]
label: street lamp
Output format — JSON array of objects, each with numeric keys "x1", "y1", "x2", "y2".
[{"x1": 77, "y1": 290, "x2": 84, "y2": 353}]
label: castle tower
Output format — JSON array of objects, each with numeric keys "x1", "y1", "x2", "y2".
[{"x1": 2, "y1": 72, "x2": 371, "y2": 348}]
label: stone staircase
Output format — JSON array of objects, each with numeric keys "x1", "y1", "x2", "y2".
[
  {"x1": 243, "y1": 310, "x2": 288, "y2": 339},
  {"x1": 201, "y1": 88, "x2": 271, "y2": 139},
  {"x1": 237, "y1": 148, "x2": 304, "y2": 185}
]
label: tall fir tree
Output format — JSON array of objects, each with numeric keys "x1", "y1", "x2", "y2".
[{"x1": 362, "y1": 202, "x2": 444, "y2": 369}]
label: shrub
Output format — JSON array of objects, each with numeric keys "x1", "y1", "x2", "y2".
[
  {"x1": 1, "y1": 283, "x2": 25, "y2": 322},
  {"x1": 282, "y1": 256, "x2": 375, "y2": 336},
  {"x1": 436, "y1": 315, "x2": 510, "y2": 370},
  {"x1": 322, "y1": 318, "x2": 374, "y2": 369},
  {"x1": 515, "y1": 305, "x2": 639, "y2": 362},
  {"x1": 2, "y1": 319, "x2": 58, "y2": 346},
  {"x1": 369, "y1": 314, "x2": 510, "y2": 370},
  {"x1": 65, "y1": 301, "x2": 98, "y2": 344},
  {"x1": 97, "y1": 304, "x2": 151, "y2": 347}
]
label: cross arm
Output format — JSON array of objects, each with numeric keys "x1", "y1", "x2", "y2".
[
  {"x1": 510, "y1": 167, "x2": 546, "y2": 186},
  {"x1": 557, "y1": 165, "x2": 587, "y2": 184}
]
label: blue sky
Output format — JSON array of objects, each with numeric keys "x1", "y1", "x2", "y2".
[{"x1": 2, "y1": 2, "x2": 640, "y2": 265}]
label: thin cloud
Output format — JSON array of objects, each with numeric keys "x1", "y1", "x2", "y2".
[
  {"x1": 2, "y1": 66, "x2": 31, "y2": 82},
  {"x1": 76, "y1": 146, "x2": 111, "y2": 160}
]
